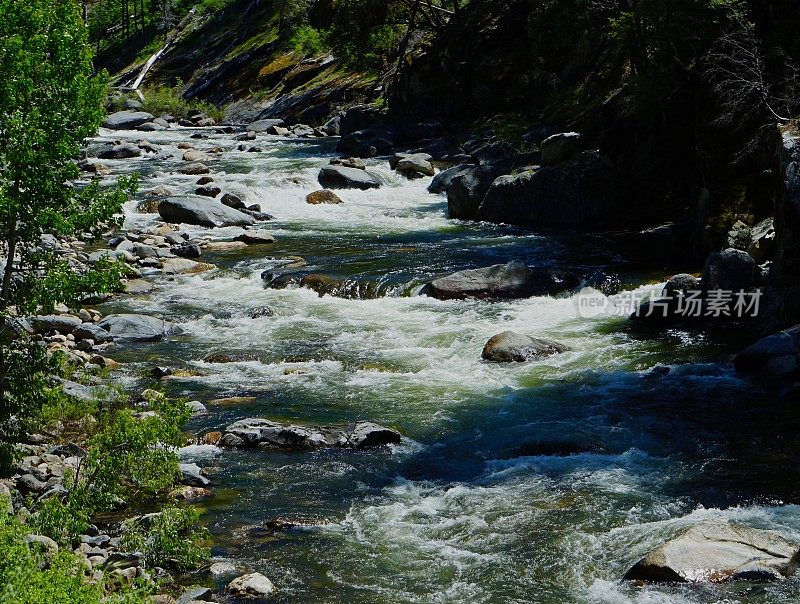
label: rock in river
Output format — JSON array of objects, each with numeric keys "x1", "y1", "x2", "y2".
[
  {"x1": 102, "y1": 111, "x2": 154, "y2": 130},
  {"x1": 734, "y1": 324, "x2": 800, "y2": 377},
  {"x1": 306, "y1": 189, "x2": 343, "y2": 205},
  {"x1": 227, "y1": 572, "x2": 277, "y2": 598},
  {"x1": 159, "y1": 197, "x2": 256, "y2": 228},
  {"x1": 482, "y1": 331, "x2": 570, "y2": 362},
  {"x1": 97, "y1": 314, "x2": 182, "y2": 342},
  {"x1": 220, "y1": 418, "x2": 401, "y2": 450},
  {"x1": 318, "y1": 165, "x2": 382, "y2": 190},
  {"x1": 421, "y1": 261, "x2": 580, "y2": 300},
  {"x1": 624, "y1": 520, "x2": 800, "y2": 583}
]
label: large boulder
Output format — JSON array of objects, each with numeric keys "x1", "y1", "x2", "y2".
[
  {"x1": 97, "y1": 143, "x2": 141, "y2": 160},
  {"x1": 227, "y1": 573, "x2": 277, "y2": 599},
  {"x1": 158, "y1": 197, "x2": 256, "y2": 228},
  {"x1": 540, "y1": 132, "x2": 585, "y2": 165},
  {"x1": 701, "y1": 248, "x2": 756, "y2": 292},
  {"x1": 446, "y1": 165, "x2": 496, "y2": 220},
  {"x1": 97, "y1": 314, "x2": 182, "y2": 342},
  {"x1": 428, "y1": 164, "x2": 471, "y2": 194},
  {"x1": 318, "y1": 166, "x2": 382, "y2": 190},
  {"x1": 102, "y1": 111, "x2": 154, "y2": 130},
  {"x1": 482, "y1": 331, "x2": 569, "y2": 362},
  {"x1": 220, "y1": 418, "x2": 401, "y2": 450},
  {"x1": 476, "y1": 157, "x2": 619, "y2": 228},
  {"x1": 421, "y1": 261, "x2": 580, "y2": 300},
  {"x1": 624, "y1": 520, "x2": 800, "y2": 583},
  {"x1": 391, "y1": 152, "x2": 435, "y2": 177},
  {"x1": 247, "y1": 118, "x2": 284, "y2": 133},
  {"x1": 734, "y1": 324, "x2": 800, "y2": 377},
  {"x1": 32, "y1": 315, "x2": 82, "y2": 334}
]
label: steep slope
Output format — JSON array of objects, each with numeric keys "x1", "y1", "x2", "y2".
[{"x1": 103, "y1": 0, "x2": 376, "y2": 124}]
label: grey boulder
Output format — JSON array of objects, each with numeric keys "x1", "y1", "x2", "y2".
[
  {"x1": 318, "y1": 165, "x2": 382, "y2": 190},
  {"x1": 482, "y1": 331, "x2": 569, "y2": 362},
  {"x1": 159, "y1": 197, "x2": 256, "y2": 228},
  {"x1": 421, "y1": 261, "x2": 580, "y2": 300},
  {"x1": 97, "y1": 143, "x2": 141, "y2": 160},
  {"x1": 102, "y1": 111, "x2": 155, "y2": 130},
  {"x1": 624, "y1": 520, "x2": 800, "y2": 583},
  {"x1": 97, "y1": 314, "x2": 182, "y2": 342}
]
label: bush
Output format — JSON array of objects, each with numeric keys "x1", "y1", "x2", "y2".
[
  {"x1": 0, "y1": 512, "x2": 150, "y2": 603},
  {"x1": 141, "y1": 82, "x2": 225, "y2": 122},
  {"x1": 291, "y1": 25, "x2": 329, "y2": 57},
  {"x1": 121, "y1": 507, "x2": 209, "y2": 572}
]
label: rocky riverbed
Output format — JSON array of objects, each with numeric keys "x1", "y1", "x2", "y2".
[{"x1": 5, "y1": 114, "x2": 800, "y2": 603}]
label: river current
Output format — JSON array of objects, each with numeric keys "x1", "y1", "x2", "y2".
[{"x1": 91, "y1": 127, "x2": 800, "y2": 603}]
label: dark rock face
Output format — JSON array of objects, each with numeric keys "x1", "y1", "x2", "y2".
[
  {"x1": 318, "y1": 165, "x2": 382, "y2": 190},
  {"x1": 339, "y1": 105, "x2": 386, "y2": 136},
  {"x1": 700, "y1": 248, "x2": 756, "y2": 292},
  {"x1": 97, "y1": 314, "x2": 183, "y2": 342},
  {"x1": 734, "y1": 324, "x2": 800, "y2": 377},
  {"x1": 477, "y1": 156, "x2": 621, "y2": 228},
  {"x1": 482, "y1": 331, "x2": 569, "y2": 362},
  {"x1": 421, "y1": 261, "x2": 580, "y2": 300},
  {"x1": 540, "y1": 132, "x2": 585, "y2": 165},
  {"x1": 219, "y1": 418, "x2": 401, "y2": 450},
  {"x1": 624, "y1": 520, "x2": 800, "y2": 583},
  {"x1": 446, "y1": 165, "x2": 497, "y2": 220},
  {"x1": 336, "y1": 126, "x2": 395, "y2": 158},
  {"x1": 773, "y1": 134, "x2": 800, "y2": 327},
  {"x1": 102, "y1": 111, "x2": 155, "y2": 130},
  {"x1": 429, "y1": 165, "x2": 471, "y2": 194},
  {"x1": 158, "y1": 197, "x2": 256, "y2": 228}
]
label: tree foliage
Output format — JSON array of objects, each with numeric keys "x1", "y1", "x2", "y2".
[{"x1": 0, "y1": 0, "x2": 134, "y2": 473}]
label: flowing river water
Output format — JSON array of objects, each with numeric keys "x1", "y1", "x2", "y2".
[{"x1": 91, "y1": 127, "x2": 800, "y2": 603}]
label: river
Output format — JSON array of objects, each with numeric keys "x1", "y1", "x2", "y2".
[{"x1": 91, "y1": 126, "x2": 800, "y2": 603}]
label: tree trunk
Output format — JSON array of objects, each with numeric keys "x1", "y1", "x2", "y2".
[{"x1": 1, "y1": 216, "x2": 18, "y2": 310}]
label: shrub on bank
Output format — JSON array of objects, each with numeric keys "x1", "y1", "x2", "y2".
[{"x1": 142, "y1": 82, "x2": 225, "y2": 122}]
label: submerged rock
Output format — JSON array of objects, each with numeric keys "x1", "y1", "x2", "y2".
[
  {"x1": 624, "y1": 520, "x2": 800, "y2": 583},
  {"x1": 159, "y1": 197, "x2": 255, "y2": 228},
  {"x1": 482, "y1": 331, "x2": 569, "y2": 362},
  {"x1": 421, "y1": 261, "x2": 580, "y2": 300}
]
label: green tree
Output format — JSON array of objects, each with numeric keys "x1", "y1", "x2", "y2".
[{"x1": 0, "y1": 0, "x2": 134, "y2": 472}]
